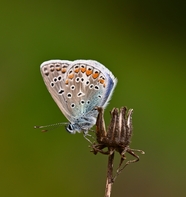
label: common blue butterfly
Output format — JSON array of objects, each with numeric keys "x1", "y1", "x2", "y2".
[{"x1": 40, "y1": 60, "x2": 117, "y2": 134}]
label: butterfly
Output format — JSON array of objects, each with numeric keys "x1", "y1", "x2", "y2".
[{"x1": 39, "y1": 60, "x2": 117, "y2": 135}]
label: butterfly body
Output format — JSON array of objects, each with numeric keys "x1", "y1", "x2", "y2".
[{"x1": 40, "y1": 60, "x2": 117, "y2": 134}]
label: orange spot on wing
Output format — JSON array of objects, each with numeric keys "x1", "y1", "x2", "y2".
[
  {"x1": 50, "y1": 67, "x2": 55, "y2": 72},
  {"x1": 99, "y1": 78, "x2": 105, "y2": 84},
  {"x1": 80, "y1": 67, "x2": 86, "y2": 73},
  {"x1": 62, "y1": 68, "x2": 67, "y2": 73},
  {"x1": 92, "y1": 72, "x2": 99, "y2": 79},
  {"x1": 68, "y1": 73, "x2": 74, "y2": 79},
  {"x1": 56, "y1": 67, "x2": 61, "y2": 71},
  {"x1": 98, "y1": 78, "x2": 106, "y2": 87},
  {"x1": 65, "y1": 79, "x2": 69, "y2": 84},
  {"x1": 74, "y1": 68, "x2": 80, "y2": 73},
  {"x1": 86, "y1": 69, "x2": 93, "y2": 76}
]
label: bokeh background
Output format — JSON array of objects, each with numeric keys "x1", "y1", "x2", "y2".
[{"x1": 0, "y1": 1, "x2": 186, "y2": 196}]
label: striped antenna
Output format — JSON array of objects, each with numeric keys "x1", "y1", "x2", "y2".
[{"x1": 34, "y1": 122, "x2": 68, "y2": 132}]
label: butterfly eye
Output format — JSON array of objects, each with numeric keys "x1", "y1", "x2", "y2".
[{"x1": 66, "y1": 124, "x2": 74, "y2": 133}]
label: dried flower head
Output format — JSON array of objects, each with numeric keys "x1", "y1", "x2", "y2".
[{"x1": 91, "y1": 106, "x2": 145, "y2": 181}]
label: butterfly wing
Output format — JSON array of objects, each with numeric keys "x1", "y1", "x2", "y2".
[
  {"x1": 40, "y1": 60, "x2": 117, "y2": 130},
  {"x1": 74, "y1": 60, "x2": 117, "y2": 109},
  {"x1": 40, "y1": 60, "x2": 75, "y2": 122},
  {"x1": 61, "y1": 60, "x2": 117, "y2": 119}
]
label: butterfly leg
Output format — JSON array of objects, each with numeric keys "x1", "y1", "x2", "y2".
[{"x1": 83, "y1": 132, "x2": 94, "y2": 144}]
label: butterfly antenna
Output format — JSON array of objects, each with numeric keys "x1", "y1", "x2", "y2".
[{"x1": 34, "y1": 122, "x2": 68, "y2": 132}]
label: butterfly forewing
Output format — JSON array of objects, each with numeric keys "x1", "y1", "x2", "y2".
[{"x1": 40, "y1": 60, "x2": 73, "y2": 122}]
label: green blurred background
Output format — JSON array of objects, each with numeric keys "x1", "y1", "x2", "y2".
[{"x1": 0, "y1": 0, "x2": 186, "y2": 196}]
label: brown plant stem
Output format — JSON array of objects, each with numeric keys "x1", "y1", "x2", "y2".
[{"x1": 105, "y1": 148, "x2": 115, "y2": 197}]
